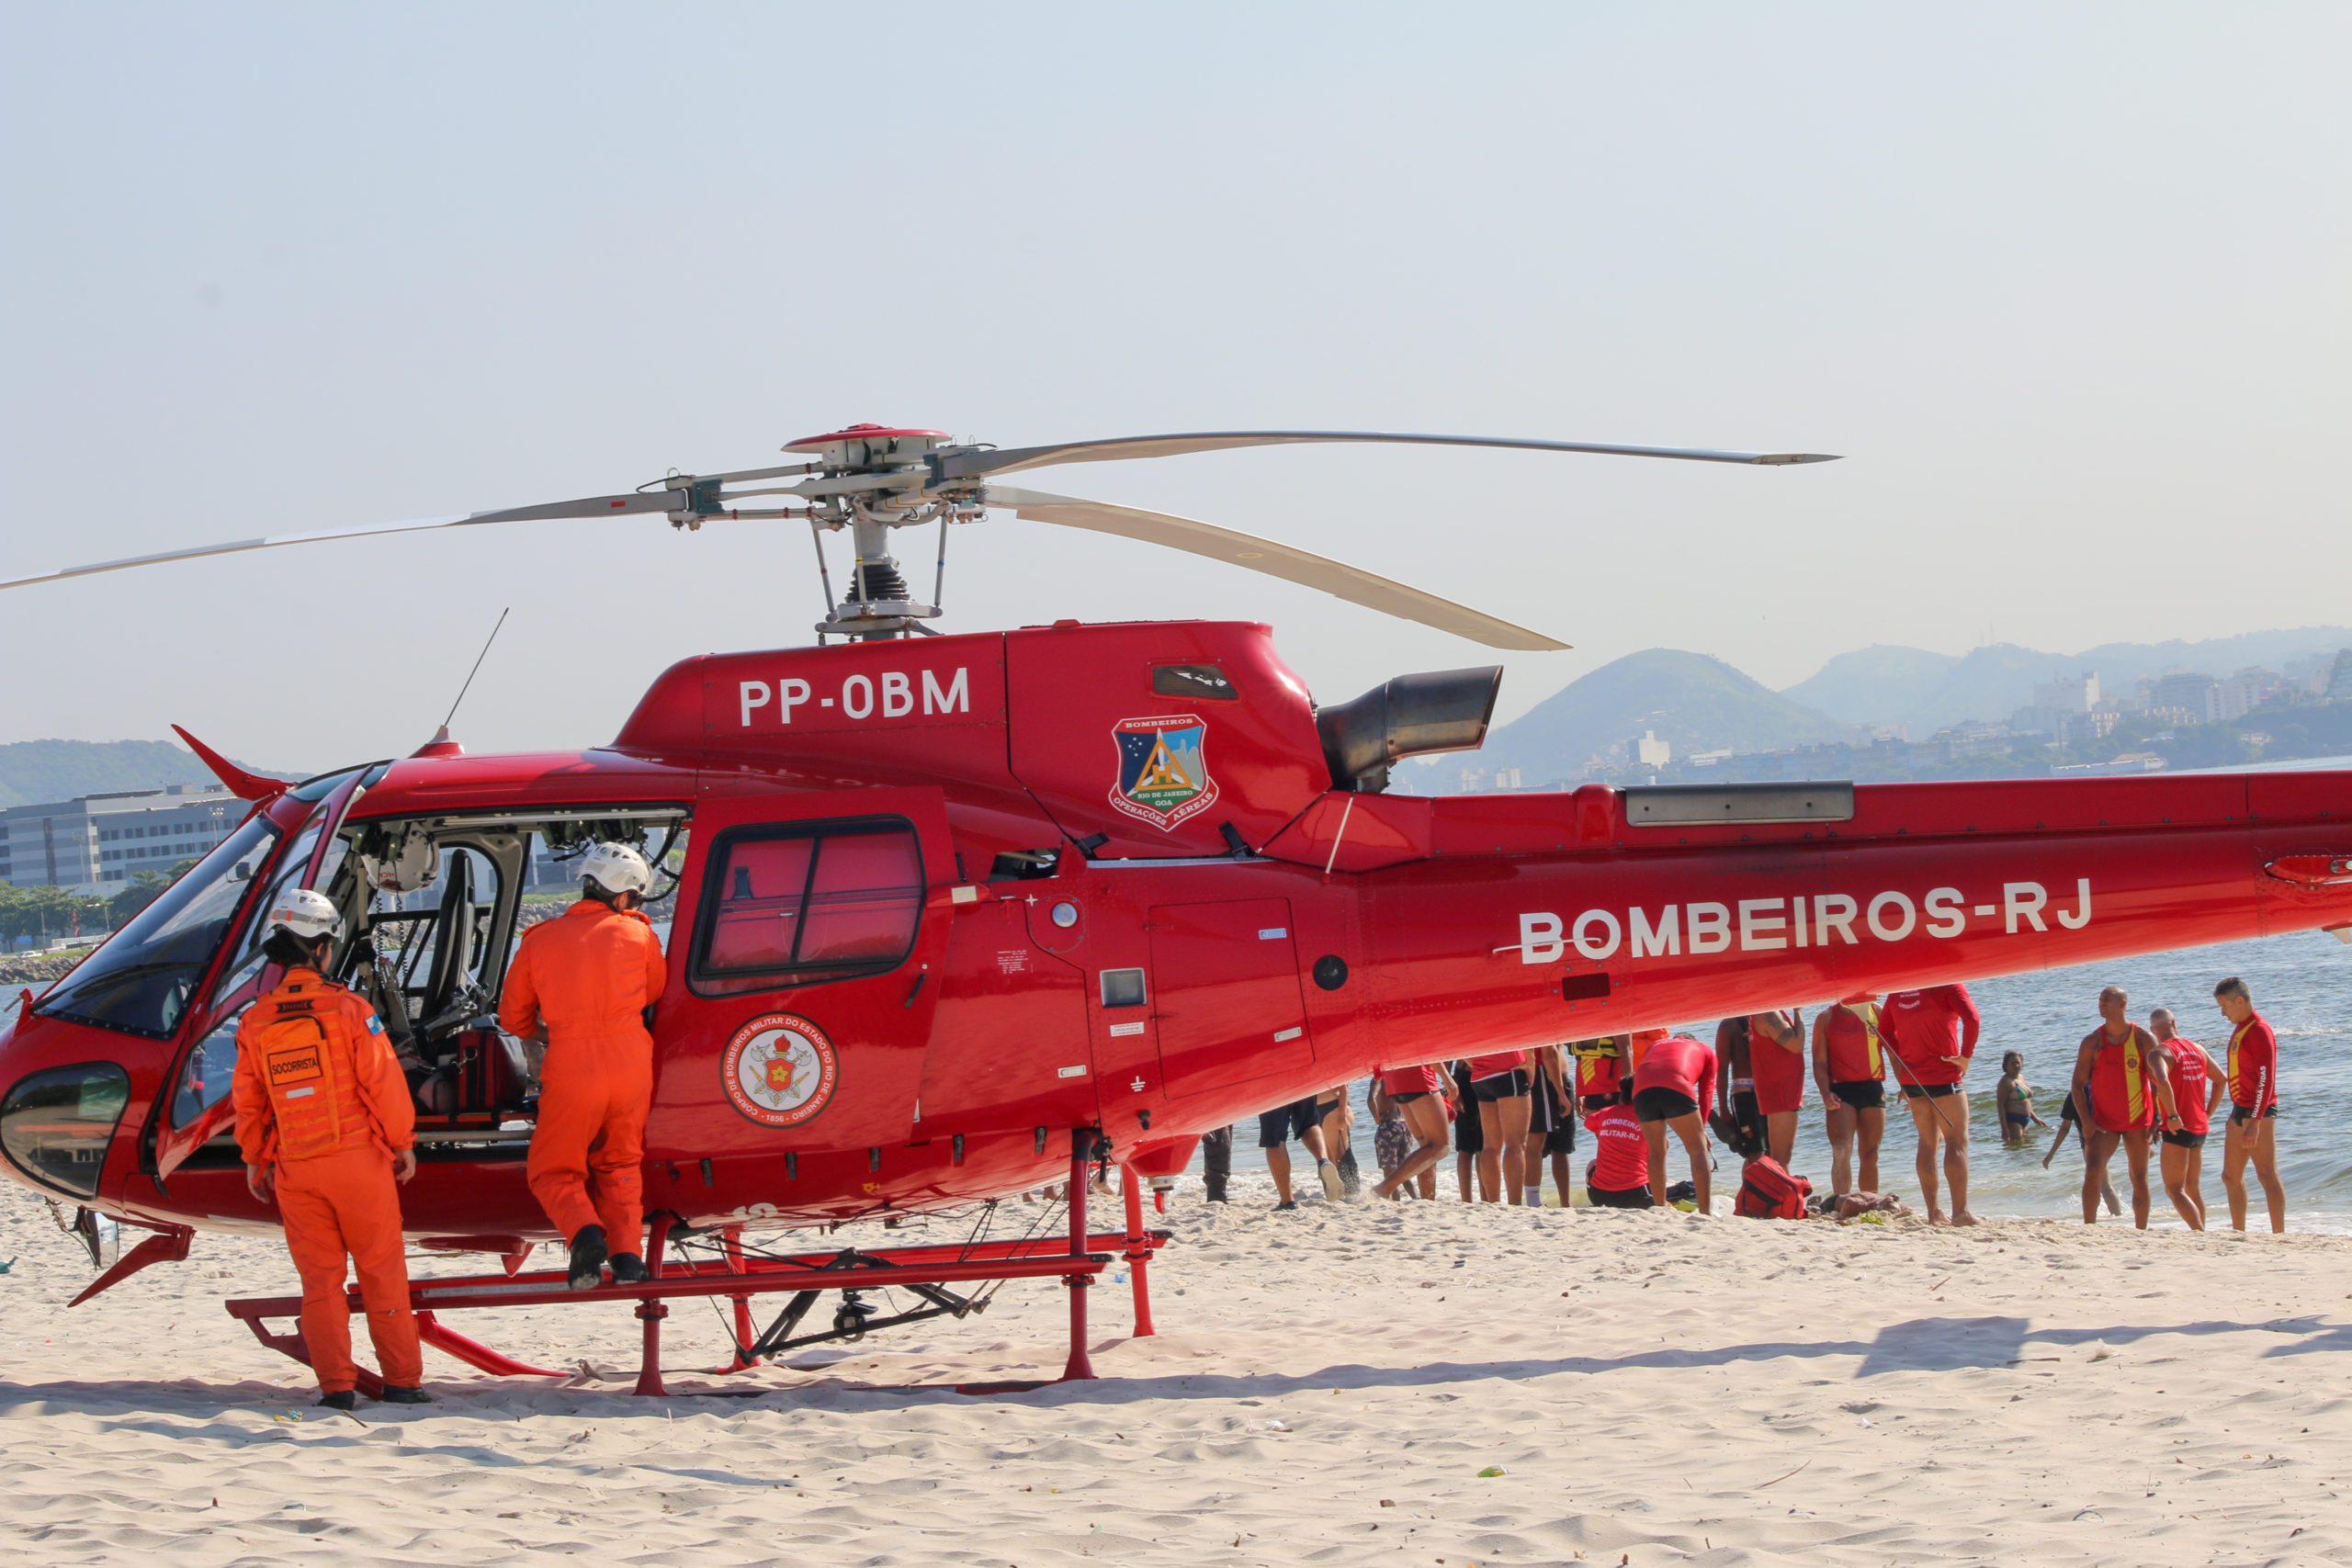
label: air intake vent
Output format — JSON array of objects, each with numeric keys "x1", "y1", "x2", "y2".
[{"x1": 1623, "y1": 782, "x2": 1854, "y2": 827}]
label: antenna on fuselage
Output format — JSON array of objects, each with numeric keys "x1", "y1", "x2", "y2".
[{"x1": 423, "y1": 606, "x2": 510, "y2": 753}]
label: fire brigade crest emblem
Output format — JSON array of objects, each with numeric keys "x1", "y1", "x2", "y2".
[
  {"x1": 720, "y1": 1012, "x2": 839, "y2": 1129},
  {"x1": 1110, "y1": 713, "x2": 1219, "y2": 830}
]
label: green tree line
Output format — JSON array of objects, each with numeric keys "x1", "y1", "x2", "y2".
[{"x1": 0, "y1": 863, "x2": 190, "y2": 946}]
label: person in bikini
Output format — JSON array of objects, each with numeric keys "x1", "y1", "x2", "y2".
[
  {"x1": 1633, "y1": 1032, "x2": 1718, "y2": 1213},
  {"x1": 2068, "y1": 985, "x2": 2179, "y2": 1228},
  {"x1": 1881, "y1": 984, "x2": 1981, "y2": 1225},
  {"x1": 2215, "y1": 976, "x2": 2286, "y2": 1233},
  {"x1": 1370, "y1": 1062, "x2": 1452, "y2": 1201},
  {"x1": 1995, "y1": 1052, "x2": 2049, "y2": 1147},
  {"x1": 2149, "y1": 1007, "x2": 2221, "y2": 1231}
]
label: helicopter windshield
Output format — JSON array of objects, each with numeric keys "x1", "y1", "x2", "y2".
[{"x1": 35, "y1": 815, "x2": 281, "y2": 1040}]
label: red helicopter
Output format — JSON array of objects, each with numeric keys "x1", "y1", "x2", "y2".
[{"x1": 3, "y1": 423, "x2": 2346, "y2": 1395}]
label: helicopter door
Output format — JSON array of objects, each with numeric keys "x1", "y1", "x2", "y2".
[
  {"x1": 1146, "y1": 897, "x2": 1317, "y2": 1100},
  {"x1": 153, "y1": 766, "x2": 377, "y2": 1183},
  {"x1": 652, "y1": 786, "x2": 953, "y2": 1161}
]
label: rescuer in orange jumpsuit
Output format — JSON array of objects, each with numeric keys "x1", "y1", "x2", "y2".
[
  {"x1": 232, "y1": 887, "x2": 431, "y2": 1409},
  {"x1": 500, "y1": 841, "x2": 666, "y2": 1290}
]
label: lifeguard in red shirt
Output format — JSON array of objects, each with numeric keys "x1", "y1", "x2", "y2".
[
  {"x1": 2150, "y1": 1007, "x2": 2221, "y2": 1232},
  {"x1": 2067, "y1": 985, "x2": 2177, "y2": 1230},
  {"x1": 1812, "y1": 998, "x2": 1887, "y2": 1196},
  {"x1": 1632, "y1": 1032, "x2": 1717, "y2": 1213},
  {"x1": 1746, "y1": 1010, "x2": 1806, "y2": 1168},
  {"x1": 1881, "y1": 984, "x2": 1981, "y2": 1226},
  {"x1": 2215, "y1": 976, "x2": 2286, "y2": 1233},
  {"x1": 1582, "y1": 1100, "x2": 1651, "y2": 1209}
]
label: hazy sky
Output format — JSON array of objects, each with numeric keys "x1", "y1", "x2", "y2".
[{"x1": 4, "y1": 5, "x2": 2346, "y2": 769}]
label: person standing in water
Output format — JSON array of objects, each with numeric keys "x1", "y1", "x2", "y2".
[
  {"x1": 1882, "y1": 984, "x2": 1981, "y2": 1226},
  {"x1": 1812, "y1": 998, "x2": 1887, "y2": 1195},
  {"x1": 2150, "y1": 1007, "x2": 2221, "y2": 1231},
  {"x1": 2216, "y1": 976, "x2": 2287, "y2": 1233},
  {"x1": 1995, "y1": 1052, "x2": 2049, "y2": 1147}
]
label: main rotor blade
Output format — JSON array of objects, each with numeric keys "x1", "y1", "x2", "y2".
[
  {"x1": 0, "y1": 489, "x2": 686, "y2": 592},
  {"x1": 985, "y1": 487, "x2": 1569, "y2": 652},
  {"x1": 939, "y1": 431, "x2": 1840, "y2": 479}
]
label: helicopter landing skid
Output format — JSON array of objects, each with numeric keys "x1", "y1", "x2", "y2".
[{"x1": 222, "y1": 1144, "x2": 1170, "y2": 1399}]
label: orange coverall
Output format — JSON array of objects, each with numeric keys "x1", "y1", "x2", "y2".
[
  {"x1": 232, "y1": 967, "x2": 422, "y2": 1393},
  {"x1": 500, "y1": 899, "x2": 667, "y2": 1254}
]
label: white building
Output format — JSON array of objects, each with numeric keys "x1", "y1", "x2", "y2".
[
  {"x1": 2, "y1": 784, "x2": 243, "y2": 895},
  {"x1": 2031, "y1": 673, "x2": 2099, "y2": 714},
  {"x1": 1635, "y1": 730, "x2": 1671, "y2": 767}
]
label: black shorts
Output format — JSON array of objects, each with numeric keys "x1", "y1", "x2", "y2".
[
  {"x1": 1390, "y1": 1089, "x2": 1430, "y2": 1105},
  {"x1": 1470, "y1": 1069, "x2": 1531, "y2": 1102},
  {"x1": 1533, "y1": 1074, "x2": 1576, "y2": 1153},
  {"x1": 1902, "y1": 1081, "x2": 1960, "y2": 1100},
  {"x1": 1587, "y1": 1182, "x2": 1652, "y2": 1210},
  {"x1": 1634, "y1": 1086, "x2": 1697, "y2": 1123},
  {"x1": 1831, "y1": 1079, "x2": 1885, "y2": 1111},
  {"x1": 1451, "y1": 1066, "x2": 1485, "y2": 1155},
  {"x1": 2230, "y1": 1104, "x2": 2278, "y2": 1124},
  {"x1": 1258, "y1": 1097, "x2": 1321, "y2": 1147},
  {"x1": 2162, "y1": 1129, "x2": 2209, "y2": 1148},
  {"x1": 2059, "y1": 1092, "x2": 2083, "y2": 1125},
  {"x1": 1528, "y1": 1072, "x2": 1566, "y2": 1130}
]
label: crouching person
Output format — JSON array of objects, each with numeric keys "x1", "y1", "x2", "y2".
[{"x1": 233, "y1": 888, "x2": 429, "y2": 1409}]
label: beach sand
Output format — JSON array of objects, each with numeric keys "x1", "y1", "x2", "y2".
[{"x1": 4, "y1": 1177, "x2": 2346, "y2": 1565}]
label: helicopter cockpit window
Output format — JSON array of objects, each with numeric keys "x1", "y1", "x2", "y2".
[
  {"x1": 692, "y1": 818, "x2": 922, "y2": 997},
  {"x1": 164, "y1": 808, "x2": 351, "y2": 1127},
  {"x1": 0, "y1": 1062, "x2": 130, "y2": 1199},
  {"x1": 35, "y1": 816, "x2": 281, "y2": 1041},
  {"x1": 207, "y1": 807, "x2": 345, "y2": 1016},
  {"x1": 1151, "y1": 664, "x2": 1238, "y2": 701}
]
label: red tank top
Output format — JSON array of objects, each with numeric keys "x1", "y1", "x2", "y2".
[
  {"x1": 2087, "y1": 1023, "x2": 2158, "y2": 1131},
  {"x1": 1747, "y1": 1013, "x2": 1807, "y2": 1110},
  {"x1": 2162, "y1": 1039, "x2": 2211, "y2": 1135},
  {"x1": 1822, "y1": 1002, "x2": 1884, "y2": 1082},
  {"x1": 1465, "y1": 1050, "x2": 1527, "y2": 1080}
]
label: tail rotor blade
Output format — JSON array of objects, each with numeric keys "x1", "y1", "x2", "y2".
[
  {"x1": 940, "y1": 431, "x2": 1840, "y2": 480},
  {"x1": 985, "y1": 487, "x2": 1568, "y2": 652}
]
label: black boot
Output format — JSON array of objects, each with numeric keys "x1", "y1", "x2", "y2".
[
  {"x1": 567, "y1": 1224, "x2": 609, "y2": 1291},
  {"x1": 317, "y1": 1390, "x2": 356, "y2": 1411},
  {"x1": 607, "y1": 1252, "x2": 647, "y2": 1283},
  {"x1": 379, "y1": 1385, "x2": 435, "y2": 1404}
]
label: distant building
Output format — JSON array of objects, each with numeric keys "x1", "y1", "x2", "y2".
[
  {"x1": 2153, "y1": 672, "x2": 2223, "y2": 724},
  {"x1": 1936, "y1": 721, "x2": 2013, "y2": 761},
  {"x1": 2, "y1": 784, "x2": 243, "y2": 895},
  {"x1": 2057, "y1": 710, "x2": 2120, "y2": 747},
  {"x1": 2327, "y1": 649, "x2": 2352, "y2": 703},
  {"x1": 1635, "y1": 730, "x2": 1670, "y2": 767},
  {"x1": 2031, "y1": 673, "x2": 2099, "y2": 714}
]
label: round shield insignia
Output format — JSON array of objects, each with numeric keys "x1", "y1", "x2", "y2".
[{"x1": 719, "y1": 1012, "x2": 839, "y2": 1129}]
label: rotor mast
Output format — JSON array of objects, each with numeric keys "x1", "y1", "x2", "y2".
[{"x1": 786, "y1": 426, "x2": 978, "y2": 641}]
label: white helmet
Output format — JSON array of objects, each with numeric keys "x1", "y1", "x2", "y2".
[
  {"x1": 580, "y1": 841, "x2": 653, "y2": 897},
  {"x1": 266, "y1": 886, "x2": 343, "y2": 942}
]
